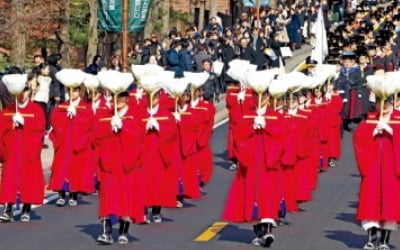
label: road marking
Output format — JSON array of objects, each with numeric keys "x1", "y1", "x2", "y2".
[
  {"x1": 12, "y1": 193, "x2": 59, "y2": 216},
  {"x1": 194, "y1": 221, "x2": 229, "y2": 242},
  {"x1": 213, "y1": 118, "x2": 229, "y2": 129}
]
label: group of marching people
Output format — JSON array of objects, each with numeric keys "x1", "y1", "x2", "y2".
[
  {"x1": 221, "y1": 59, "x2": 344, "y2": 248},
  {"x1": 0, "y1": 67, "x2": 215, "y2": 245}
]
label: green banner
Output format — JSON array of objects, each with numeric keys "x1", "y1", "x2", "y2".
[{"x1": 98, "y1": 0, "x2": 152, "y2": 32}]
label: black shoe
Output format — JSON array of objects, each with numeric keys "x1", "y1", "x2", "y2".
[
  {"x1": 363, "y1": 227, "x2": 378, "y2": 250},
  {"x1": 97, "y1": 219, "x2": 113, "y2": 244},
  {"x1": 0, "y1": 211, "x2": 13, "y2": 222},
  {"x1": 328, "y1": 158, "x2": 337, "y2": 168},
  {"x1": 378, "y1": 230, "x2": 391, "y2": 250},
  {"x1": 118, "y1": 220, "x2": 130, "y2": 244}
]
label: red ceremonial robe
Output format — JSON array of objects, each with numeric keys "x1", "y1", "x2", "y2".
[
  {"x1": 353, "y1": 114, "x2": 400, "y2": 222},
  {"x1": 192, "y1": 99, "x2": 215, "y2": 184},
  {"x1": 175, "y1": 105, "x2": 201, "y2": 199},
  {"x1": 141, "y1": 106, "x2": 179, "y2": 208},
  {"x1": 326, "y1": 93, "x2": 344, "y2": 159},
  {"x1": 295, "y1": 107, "x2": 319, "y2": 201},
  {"x1": 93, "y1": 107, "x2": 145, "y2": 222},
  {"x1": 128, "y1": 89, "x2": 148, "y2": 114},
  {"x1": 281, "y1": 111, "x2": 309, "y2": 212},
  {"x1": 48, "y1": 99, "x2": 95, "y2": 193},
  {"x1": 223, "y1": 107, "x2": 286, "y2": 222},
  {"x1": 309, "y1": 97, "x2": 330, "y2": 170},
  {"x1": 0, "y1": 101, "x2": 45, "y2": 204}
]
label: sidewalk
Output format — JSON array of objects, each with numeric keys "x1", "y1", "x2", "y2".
[{"x1": 40, "y1": 44, "x2": 312, "y2": 179}]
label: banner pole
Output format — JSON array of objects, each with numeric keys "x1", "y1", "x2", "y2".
[{"x1": 122, "y1": 0, "x2": 129, "y2": 72}]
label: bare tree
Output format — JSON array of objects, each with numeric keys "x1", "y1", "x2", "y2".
[
  {"x1": 86, "y1": 0, "x2": 98, "y2": 65},
  {"x1": 10, "y1": 0, "x2": 26, "y2": 69},
  {"x1": 160, "y1": 0, "x2": 170, "y2": 38},
  {"x1": 210, "y1": 0, "x2": 218, "y2": 19},
  {"x1": 58, "y1": 0, "x2": 71, "y2": 67}
]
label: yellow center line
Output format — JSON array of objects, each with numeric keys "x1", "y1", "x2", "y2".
[{"x1": 194, "y1": 221, "x2": 229, "y2": 242}]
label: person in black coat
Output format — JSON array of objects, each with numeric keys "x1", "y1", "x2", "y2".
[
  {"x1": 179, "y1": 39, "x2": 194, "y2": 73},
  {"x1": 239, "y1": 37, "x2": 257, "y2": 65},
  {"x1": 167, "y1": 40, "x2": 183, "y2": 77},
  {"x1": 141, "y1": 39, "x2": 153, "y2": 65},
  {"x1": 269, "y1": 33, "x2": 284, "y2": 68},
  {"x1": 85, "y1": 55, "x2": 102, "y2": 75},
  {"x1": 219, "y1": 37, "x2": 237, "y2": 90},
  {"x1": 250, "y1": 27, "x2": 268, "y2": 69},
  {"x1": 201, "y1": 59, "x2": 220, "y2": 102}
]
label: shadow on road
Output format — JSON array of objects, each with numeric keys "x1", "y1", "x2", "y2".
[
  {"x1": 76, "y1": 223, "x2": 140, "y2": 242},
  {"x1": 324, "y1": 230, "x2": 365, "y2": 248},
  {"x1": 214, "y1": 161, "x2": 231, "y2": 170},
  {"x1": 217, "y1": 224, "x2": 254, "y2": 244},
  {"x1": 334, "y1": 213, "x2": 359, "y2": 227}
]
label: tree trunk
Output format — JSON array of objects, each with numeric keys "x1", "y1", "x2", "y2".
[
  {"x1": 198, "y1": 0, "x2": 205, "y2": 30},
  {"x1": 210, "y1": 0, "x2": 218, "y2": 19},
  {"x1": 160, "y1": 0, "x2": 170, "y2": 38},
  {"x1": 270, "y1": 0, "x2": 277, "y2": 8},
  {"x1": 10, "y1": 0, "x2": 26, "y2": 69},
  {"x1": 86, "y1": 0, "x2": 98, "y2": 66},
  {"x1": 59, "y1": 0, "x2": 71, "y2": 67},
  {"x1": 144, "y1": 0, "x2": 161, "y2": 38},
  {"x1": 188, "y1": 0, "x2": 194, "y2": 23}
]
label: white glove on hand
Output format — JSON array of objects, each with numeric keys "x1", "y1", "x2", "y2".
[
  {"x1": 111, "y1": 115, "x2": 123, "y2": 133},
  {"x1": 374, "y1": 120, "x2": 393, "y2": 136},
  {"x1": 343, "y1": 98, "x2": 348, "y2": 103},
  {"x1": 173, "y1": 112, "x2": 181, "y2": 123},
  {"x1": 237, "y1": 90, "x2": 246, "y2": 103},
  {"x1": 146, "y1": 117, "x2": 160, "y2": 131},
  {"x1": 253, "y1": 115, "x2": 266, "y2": 130},
  {"x1": 12, "y1": 112, "x2": 24, "y2": 127},
  {"x1": 67, "y1": 105, "x2": 77, "y2": 119}
]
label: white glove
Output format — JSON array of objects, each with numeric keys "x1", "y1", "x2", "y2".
[
  {"x1": 111, "y1": 115, "x2": 123, "y2": 133},
  {"x1": 12, "y1": 112, "x2": 24, "y2": 127},
  {"x1": 237, "y1": 90, "x2": 246, "y2": 103},
  {"x1": 343, "y1": 98, "x2": 348, "y2": 103},
  {"x1": 135, "y1": 91, "x2": 143, "y2": 102},
  {"x1": 67, "y1": 105, "x2": 77, "y2": 119},
  {"x1": 173, "y1": 112, "x2": 181, "y2": 123},
  {"x1": 253, "y1": 115, "x2": 266, "y2": 130},
  {"x1": 374, "y1": 120, "x2": 393, "y2": 136},
  {"x1": 146, "y1": 117, "x2": 160, "y2": 131}
]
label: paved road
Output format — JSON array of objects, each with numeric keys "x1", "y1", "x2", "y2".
[{"x1": 1, "y1": 122, "x2": 399, "y2": 250}]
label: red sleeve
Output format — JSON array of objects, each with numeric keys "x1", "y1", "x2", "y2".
[
  {"x1": 72, "y1": 103, "x2": 94, "y2": 153},
  {"x1": 120, "y1": 116, "x2": 145, "y2": 173},
  {"x1": 158, "y1": 112, "x2": 178, "y2": 166},
  {"x1": 177, "y1": 112, "x2": 198, "y2": 157},
  {"x1": 353, "y1": 121, "x2": 377, "y2": 177}
]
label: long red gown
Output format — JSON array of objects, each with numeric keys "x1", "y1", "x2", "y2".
[
  {"x1": 353, "y1": 113, "x2": 400, "y2": 222},
  {"x1": 93, "y1": 106, "x2": 145, "y2": 222},
  {"x1": 326, "y1": 93, "x2": 344, "y2": 160},
  {"x1": 48, "y1": 99, "x2": 95, "y2": 194},
  {"x1": 0, "y1": 101, "x2": 46, "y2": 204},
  {"x1": 141, "y1": 106, "x2": 179, "y2": 208},
  {"x1": 223, "y1": 107, "x2": 286, "y2": 222},
  {"x1": 175, "y1": 105, "x2": 201, "y2": 199}
]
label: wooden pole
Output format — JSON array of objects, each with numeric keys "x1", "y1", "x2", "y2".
[
  {"x1": 122, "y1": 0, "x2": 129, "y2": 72},
  {"x1": 256, "y1": 0, "x2": 261, "y2": 28}
]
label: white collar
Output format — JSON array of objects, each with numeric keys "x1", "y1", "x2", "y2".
[
  {"x1": 315, "y1": 97, "x2": 322, "y2": 104},
  {"x1": 178, "y1": 104, "x2": 188, "y2": 113},
  {"x1": 71, "y1": 97, "x2": 81, "y2": 107},
  {"x1": 257, "y1": 105, "x2": 267, "y2": 116},
  {"x1": 118, "y1": 105, "x2": 129, "y2": 117},
  {"x1": 148, "y1": 104, "x2": 159, "y2": 115},
  {"x1": 17, "y1": 100, "x2": 29, "y2": 109},
  {"x1": 191, "y1": 98, "x2": 200, "y2": 108}
]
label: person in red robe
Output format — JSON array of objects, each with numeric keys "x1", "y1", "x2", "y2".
[
  {"x1": 353, "y1": 99, "x2": 400, "y2": 250},
  {"x1": 0, "y1": 85, "x2": 45, "y2": 222},
  {"x1": 280, "y1": 94, "x2": 310, "y2": 214},
  {"x1": 223, "y1": 91, "x2": 286, "y2": 248},
  {"x1": 93, "y1": 91, "x2": 145, "y2": 245},
  {"x1": 141, "y1": 90, "x2": 178, "y2": 223},
  {"x1": 173, "y1": 90, "x2": 201, "y2": 207},
  {"x1": 48, "y1": 85, "x2": 95, "y2": 207},
  {"x1": 191, "y1": 86, "x2": 215, "y2": 187},
  {"x1": 324, "y1": 81, "x2": 344, "y2": 167},
  {"x1": 226, "y1": 85, "x2": 256, "y2": 171}
]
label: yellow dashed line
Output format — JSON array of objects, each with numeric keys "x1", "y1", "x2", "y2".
[{"x1": 194, "y1": 221, "x2": 229, "y2": 242}]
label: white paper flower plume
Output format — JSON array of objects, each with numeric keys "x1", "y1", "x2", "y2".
[
  {"x1": 83, "y1": 74, "x2": 100, "y2": 91},
  {"x1": 163, "y1": 77, "x2": 189, "y2": 98},
  {"x1": 385, "y1": 71, "x2": 400, "y2": 93},
  {"x1": 366, "y1": 74, "x2": 397, "y2": 99},
  {"x1": 56, "y1": 69, "x2": 86, "y2": 88},
  {"x1": 2, "y1": 74, "x2": 27, "y2": 95},
  {"x1": 268, "y1": 78, "x2": 288, "y2": 98},
  {"x1": 212, "y1": 60, "x2": 224, "y2": 76},
  {"x1": 131, "y1": 64, "x2": 164, "y2": 80},
  {"x1": 140, "y1": 74, "x2": 163, "y2": 94},
  {"x1": 279, "y1": 71, "x2": 307, "y2": 93},
  {"x1": 244, "y1": 69, "x2": 278, "y2": 94},
  {"x1": 226, "y1": 59, "x2": 257, "y2": 85},
  {"x1": 97, "y1": 71, "x2": 133, "y2": 94},
  {"x1": 184, "y1": 72, "x2": 209, "y2": 89}
]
